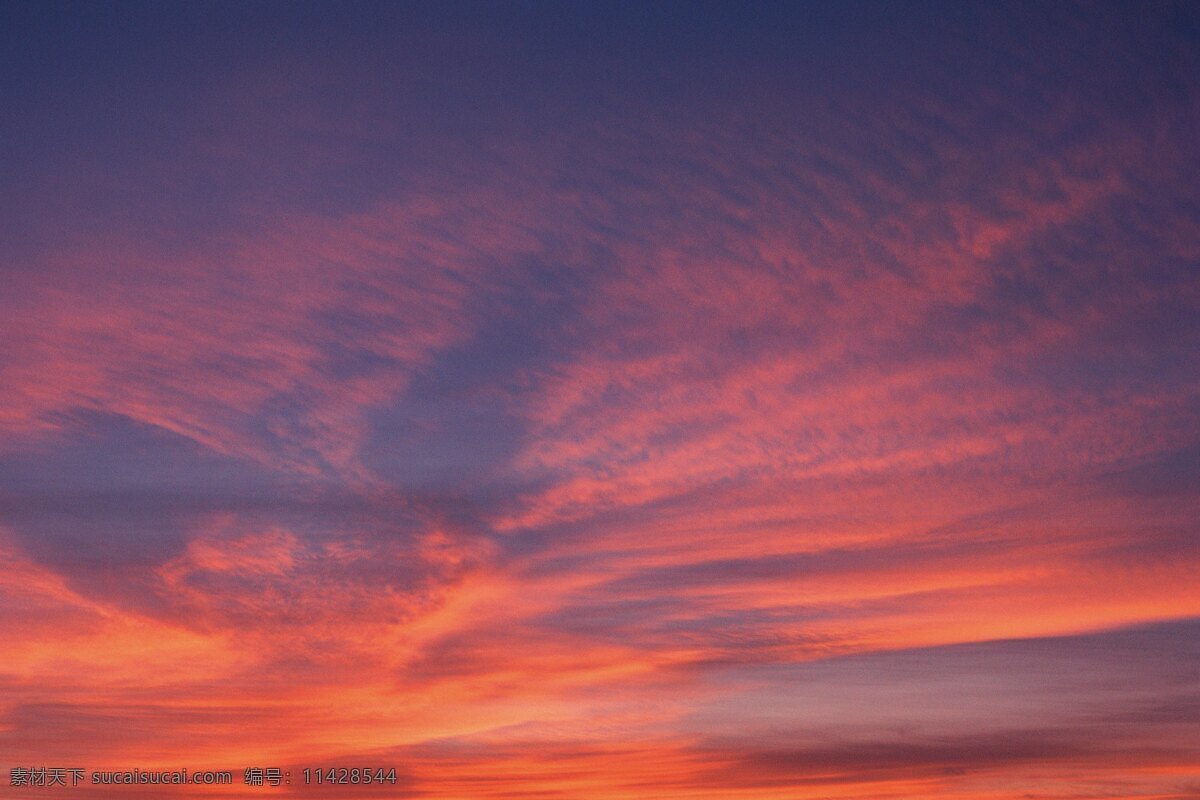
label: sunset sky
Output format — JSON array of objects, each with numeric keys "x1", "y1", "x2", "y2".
[{"x1": 1, "y1": 2, "x2": 1198, "y2": 798}]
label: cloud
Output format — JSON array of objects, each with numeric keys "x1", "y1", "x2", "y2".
[{"x1": 1, "y1": 4, "x2": 1197, "y2": 797}]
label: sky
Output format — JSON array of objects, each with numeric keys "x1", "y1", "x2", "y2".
[{"x1": 1, "y1": 1, "x2": 1198, "y2": 798}]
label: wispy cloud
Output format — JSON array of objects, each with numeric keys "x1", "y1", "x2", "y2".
[{"x1": 1, "y1": 3, "x2": 1197, "y2": 797}]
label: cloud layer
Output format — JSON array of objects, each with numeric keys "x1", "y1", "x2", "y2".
[{"x1": 1, "y1": 3, "x2": 1198, "y2": 798}]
